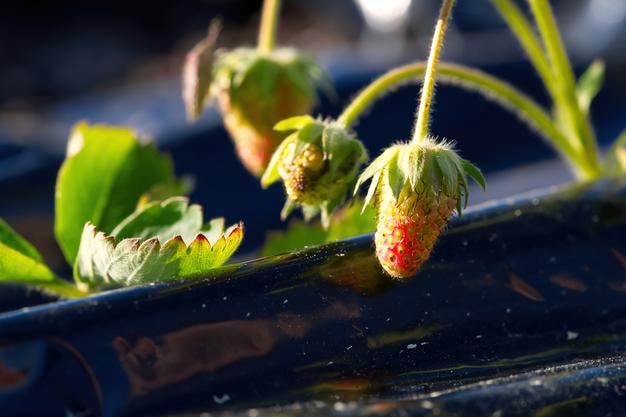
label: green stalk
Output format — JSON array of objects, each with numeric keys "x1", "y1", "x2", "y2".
[
  {"x1": 337, "y1": 62, "x2": 594, "y2": 179},
  {"x1": 489, "y1": 0, "x2": 557, "y2": 107},
  {"x1": 412, "y1": 0, "x2": 456, "y2": 143},
  {"x1": 258, "y1": 0, "x2": 282, "y2": 53},
  {"x1": 528, "y1": 0, "x2": 601, "y2": 177},
  {"x1": 37, "y1": 278, "x2": 86, "y2": 299}
]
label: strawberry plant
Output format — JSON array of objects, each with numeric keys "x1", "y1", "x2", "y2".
[
  {"x1": 0, "y1": 124, "x2": 243, "y2": 297},
  {"x1": 2, "y1": 0, "x2": 625, "y2": 298},
  {"x1": 260, "y1": 0, "x2": 626, "y2": 278}
]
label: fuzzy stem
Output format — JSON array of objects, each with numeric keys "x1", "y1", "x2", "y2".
[
  {"x1": 337, "y1": 62, "x2": 595, "y2": 179},
  {"x1": 528, "y1": 0, "x2": 601, "y2": 177},
  {"x1": 412, "y1": 0, "x2": 456, "y2": 143},
  {"x1": 258, "y1": 0, "x2": 281, "y2": 53}
]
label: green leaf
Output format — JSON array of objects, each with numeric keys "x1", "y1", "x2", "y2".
[
  {"x1": 461, "y1": 158, "x2": 487, "y2": 191},
  {"x1": 0, "y1": 219, "x2": 84, "y2": 298},
  {"x1": 262, "y1": 222, "x2": 328, "y2": 257},
  {"x1": 74, "y1": 198, "x2": 243, "y2": 289},
  {"x1": 136, "y1": 177, "x2": 194, "y2": 209},
  {"x1": 55, "y1": 123, "x2": 175, "y2": 264},
  {"x1": 262, "y1": 199, "x2": 376, "y2": 257},
  {"x1": 576, "y1": 59, "x2": 605, "y2": 115},
  {"x1": 604, "y1": 129, "x2": 626, "y2": 176},
  {"x1": 280, "y1": 199, "x2": 297, "y2": 220},
  {"x1": 0, "y1": 218, "x2": 43, "y2": 262},
  {"x1": 326, "y1": 202, "x2": 376, "y2": 241},
  {"x1": 274, "y1": 115, "x2": 315, "y2": 132},
  {"x1": 112, "y1": 198, "x2": 203, "y2": 244}
]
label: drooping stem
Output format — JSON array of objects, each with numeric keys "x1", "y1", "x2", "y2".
[
  {"x1": 528, "y1": 0, "x2": 601, "y2": 176},
  {"x1": 412, "y1": 0, "x2": 456, "y2": 143},
  {"x1": 337, "y1": 62, "x2": 596, "y2": 179},
  {"x1": 258, "y1": 0, "x2": 282, "y2": 53},
  {"x1": 337, "y1": 64, "x2": 427, "y2": 128}
]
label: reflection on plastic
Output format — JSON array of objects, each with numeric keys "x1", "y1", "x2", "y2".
[{"x1": 115, "y1": 302, "x2": 360, "y2": 396}]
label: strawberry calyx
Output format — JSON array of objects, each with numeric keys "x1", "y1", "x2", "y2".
[
  {"x1": 262, "y1": 115, "x2": 368, "y2": 228},
  {"x1": 355, "y1": 137, "x2": 485, "y2": 215}
]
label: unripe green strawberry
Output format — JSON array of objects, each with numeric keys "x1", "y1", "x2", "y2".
[
  {"x1": 262, "y1": 115, "x2": 368, "y2": 228},
  {"x1": 279, "y1": 142, "x2": 325, "y2": 204},
  {"x1": 355, "y1": 138, "x2": 485, "y2": 279},
  {"x1": 183, "y1": 31, "x2": 330, "y2": 177}
]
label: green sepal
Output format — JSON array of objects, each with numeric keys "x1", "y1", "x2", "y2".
[
  {"x1": 362, "y1": 170, "x2": 381, "y2": 212},
  {"x1": 261, "y1": 134, "x2": 295, "y2": 188},
  {"x1": 281, "y1": 199, "x2": 297, "y2": 221},
  {"x1": 274, "y1": 115, "x2": 315, "y2": 132},
  {"x1": 386, "y1": 156, "x2": 406, "y2": 201},
  {"x1": 301, "y1": 204, "x2": 321, "y2": 222},
  {"x1": 322, "y1": 125, "x2": 367, "y2": 179},
  {"x1": 297, "y1": 121, "x2": 324, "y2": 143},
  {"x1": 461, "y1": 158, "x2": 487, "y2": 191},
  {"x1": 354, "y1": 146, "x2": 401, "y2": 199},
  {"x1": 434, "y1": 151, "x2": 458, "y2": 195}
]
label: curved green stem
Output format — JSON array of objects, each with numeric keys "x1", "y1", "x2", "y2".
[
  {"x1": 258, "y1": 0, "x2": 282, "y2": 53},
  {"x1": 528, "y1": 0, "x2": 601, "y2": 176},
  {"x1": 412, "y1": 0, "x2": 456, "y2": 143},
  {"x1": 337, "y1": 62, "x2": 596, "y2": 179},
  {"x1": 337, "y1": 64, "x2": 428, "y2": 128}
]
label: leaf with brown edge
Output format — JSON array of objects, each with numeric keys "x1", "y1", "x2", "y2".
[{"x1": 74, "y1": 198, "x2": 244, "y2": 290}]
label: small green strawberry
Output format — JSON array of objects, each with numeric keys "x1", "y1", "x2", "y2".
[
  {"x1": 261, "y1": 115, "x2": 368, "y2": 228},
  {"x1": 355, "y1": 138, "x2": 485, "y2": 278},
  {"x1": 183, "y1": 25, "x2": 330, "y2": 177}
]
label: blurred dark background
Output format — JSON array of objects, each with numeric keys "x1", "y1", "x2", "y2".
[{"x1": 1, "y1": 0, "x2": 625, "y2": 271}]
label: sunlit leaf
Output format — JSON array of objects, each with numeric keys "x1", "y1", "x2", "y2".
[
  {"x1": 74, "y1": 197, "x2": 244, "y2": 290},
  {"x1": 0, "y1": 218, "x2": 43, "y2": 262},
  {"x1": 0, "y1": 219, "x2": 83, "y2": 298},
  {"x1": 55, "y1": 123, "x2": 175, "y2": 264},
  {"x1": 262, "y1": 200, "x2": 376, "y2": 257}
]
